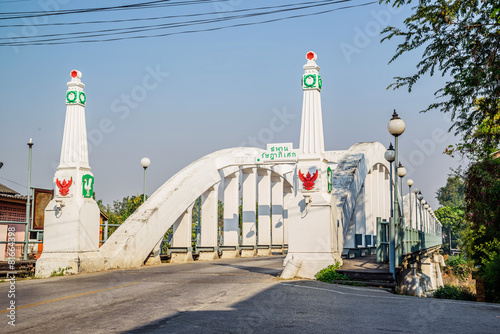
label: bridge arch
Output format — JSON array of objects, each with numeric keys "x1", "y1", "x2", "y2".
[{"x1": 99, "y1": 147, "x2": 294, "y2": 269}]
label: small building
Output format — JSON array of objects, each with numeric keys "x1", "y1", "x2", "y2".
[{"x1": 0, "y1": 183, "x2": 27, "y2": 260}]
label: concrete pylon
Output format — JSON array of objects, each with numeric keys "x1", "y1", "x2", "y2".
[
  {"x1": 36, "y1": 70, "x2": 103, "y2": 277},
  {"x1": 283, "y1": 52, "x2": 340, "y2": 279}
]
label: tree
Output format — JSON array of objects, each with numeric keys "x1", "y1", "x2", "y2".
[
  {"x1": 435, "y1": 206, "x2": 464, "y2": 254},
  {"x1": 381, "y1": 0, "x2": 500, "y2": 160},
  {"x1": 445, "y1": 100, "x2": 500, "y2": 160},
  {"x1": 463, "y1": 158, "x2": 500, "y2": 269},
  {"x1": 98, "y1": 194, "x2": 146, "y2": 236},
  {"x1": 436, "y1": 170, "x2": 465, "y2": 208}
]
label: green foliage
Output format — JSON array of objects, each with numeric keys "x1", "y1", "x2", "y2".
[
  {"x1": 98, "y1": 194, "x2": 146, "y2": 237},
  {"x1": 192, "y1": 197, "x2": 201, "y2": 249},
  {"x1": 484, "y1": 254, "x2": 500, "y2": 303},
  {"x1": 50, "y1": 266, "x2": 72, "y2": 277},
  {"x1": 434, "y1": 284, "x2": 476, "y2": 301},
  {"x1": 381, "y1": 0, "x2": 500, "y2": 160},
  {"x1": 463, "y1": 159, "x2": 500, "y2": 269},
  {"x1": 435, "y1": 206, "x2": 464, "y2": 254},
  {"x1": 315, "y1": 262, "x2": 350, "y2": 283},
  {"x1": 436, "y1": 172, "x2": 465, "y2": 208},
  {"x1": 445, "y1": 255, "x2": 473, "y2": 281},
  {"x1": 218, "y1": 200, "x2": 223, "y2": 229},
  {"x1": 445, "y1": 102, "x2": 500, "y2": 160}
]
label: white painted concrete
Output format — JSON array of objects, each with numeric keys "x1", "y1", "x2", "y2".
[
  {"x1": 271, "y1": 174, "x2": 284, "y2": 247},
  {"x1": 257, "y1": 169, "x2": 272, "y2": 250},
  {"x1": 200, "y1": 185, "x2": 219, "y2": 249},
  {"x1": 36, "y1": 70, "x2": 102, "y2": 278},
  {"x1": 241, "y1": 168, "x2": 257, "y2": 247}
]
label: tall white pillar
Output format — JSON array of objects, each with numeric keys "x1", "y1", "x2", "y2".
[
  {"x1": 36, "y1": 70, "x2": 103, "y2": 278},
  {"x1": 170, "y1": 204, "x2": 194, "y2": 263},
  {"x1": 221, "y1": 171, "x2": 240, "y2": 258},
  {"x1": 284, "y1": 52, "x2": 340, "y2": 279},
  {"x1": 271, "y1": 174, "x2": 284, "y2": 251},
  {"x1": 300, "y1": 53, "x2": 325, "y2": 155},
  {"x1": 241, "y1": 168, "x2": 257, "y2": 257},
  {"x1": 257, "y1": 169, "x2": 272, "y2": 256},
  {"x1": 198, "y1": 185, "x2": 219, "y2": 261}
]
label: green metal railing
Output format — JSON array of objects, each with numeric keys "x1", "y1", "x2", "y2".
[{"x1": 377, "y1": 217, "x2": 442, "y2": 275}]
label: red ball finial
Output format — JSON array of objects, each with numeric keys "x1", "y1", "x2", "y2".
[
  {"x1": 71, "y1": 70, "x2": 78, "y2": 78},
  {"x1": 306, "y1": 51, "x2": 316, "y2": 60}
]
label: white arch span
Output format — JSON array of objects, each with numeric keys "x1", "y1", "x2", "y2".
[{"x1": 99, "y1": 147, "x2": 294, "y2": 269}]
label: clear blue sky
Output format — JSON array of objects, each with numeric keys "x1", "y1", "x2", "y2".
[{"x1": 0, "y1": 1, "x2": 463, "y2": 209}]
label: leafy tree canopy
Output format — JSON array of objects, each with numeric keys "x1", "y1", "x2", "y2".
[
  {"x1": 436, "y1": 169, "x2": 465, "y2": 207},
  {"x1": 464, "y1": 158, "x2": 500, "y2": 268},
  {"x1": 381, "y1": 0, "x2": 500, "y2": 160},
  {"x1": 435, "y1": 206, "x2": 464, "y2": 253}
]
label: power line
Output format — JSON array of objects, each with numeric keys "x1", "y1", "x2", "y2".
[
  {"x1": 0, "y1": 0, "x2": 333, "y2": 28},
  {"x1": 0, "y1": 0, "x2": 349, "y2": 42},
  {"x1": 0, "y1": 0, "x2": 377, "y2": 46},
  {"x1": 0, "y1": 176, "x2": 27, "y2": 189},
  {"x1": 0, "y1": 0, "x2": 229, "y2": 19}
]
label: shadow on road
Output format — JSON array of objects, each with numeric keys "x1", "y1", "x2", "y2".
[{"x1": 122, "y1": 279, "x2": 500, "y2": 334}]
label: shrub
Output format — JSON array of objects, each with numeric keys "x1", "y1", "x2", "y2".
[
  {"x1": 434, "y1": 284, "x2": 476, "y2": 301},
  {"x1": 483, "y1": 254, "x2": 500, "y2": 303},
  {"x1": 445, "y1": 255, "x2": 473, "y2": 281},
  {"x1": 315, "y1": 262, "x2": 350, "y2": 283}
]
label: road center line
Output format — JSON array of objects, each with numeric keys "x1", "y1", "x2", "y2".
[{"x1": 1, "y1": 282, "x2": 141, "y2": 313}]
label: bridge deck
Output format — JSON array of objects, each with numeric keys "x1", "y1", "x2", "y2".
[{"x1": 340, "y1": 255, "x2": 389, "y2": 272}]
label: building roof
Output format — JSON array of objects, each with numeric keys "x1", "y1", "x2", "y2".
[{"x1": 0, "y1": 183, "x2": 20, "y2": 196}]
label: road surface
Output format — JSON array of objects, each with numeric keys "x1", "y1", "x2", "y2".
[{"x1": 1, "y1": 256, "x2": 499, "y2": 333}]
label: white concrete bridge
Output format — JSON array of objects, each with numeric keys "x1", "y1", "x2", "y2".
[{"x1": 36, "y1": 52, "x2": 443, "y2": 290}]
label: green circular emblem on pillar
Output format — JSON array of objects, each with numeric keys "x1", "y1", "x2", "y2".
[
  {"x1": 318, "y1": 76, "x2": 322, "y2": 89},
  {"x1": 66, "y1": 91, "x2": 77, "y2": 103},
  {"x1": 327, "y1": 167, "x2": 332, "y2": 193},
  {"x1": 304, "y1": 74, "x2": 316, "y2": 88},
  {"x1": 79, "y1": 92, "x2": 86, "y2": 104}
]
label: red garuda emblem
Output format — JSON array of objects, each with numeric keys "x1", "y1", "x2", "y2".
[
  {"x1": 56, "y1": 177, "x2": 72, "y2": 196},
  {"x1": 299, "y1": 170, "x2": 318, "y2": 190}
]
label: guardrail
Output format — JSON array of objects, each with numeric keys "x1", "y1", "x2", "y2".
[{"x1": 376, "y1": 217, "x2": 442, "y2": 276}]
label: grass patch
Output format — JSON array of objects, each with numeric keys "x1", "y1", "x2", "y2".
[{"x1": 50, "y1": 266, "x2": 72, "y2": 277}]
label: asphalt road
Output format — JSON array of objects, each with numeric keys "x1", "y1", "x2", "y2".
[{"x1": 1, "y1": 256, "x2": 499, "y2": 333}]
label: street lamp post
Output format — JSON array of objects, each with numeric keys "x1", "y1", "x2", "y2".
[
  {"x1": 421, "y1": 200, "x2": 427, "y2": 233},
  {"x1": 407, "y1": 179, "x2": 414, "y2": 229},
  {"x1": 417, "y1": 192, "x2": 424, "y2": 231},
  {"x1": 424, "y1": 204, "x2": 430, "y2": 233},
  {"x1": 387, "y1": 110, "x2": 405, "y2": 275},
  {"x1": 413, "y1": 188, "x2": 419, "y2": 230},
  {"x1": 24, "y1": 138, "x2": 33, "y2": 260},
  {"x1": 398, "y1": 162, "x2": 406, "y2": 197},
  {"x1": 140, "y1": 157, "x2": 151, "y2": 203},
  {"x1": 384, "y1": 143, "x2": 396, "y2": 218}
]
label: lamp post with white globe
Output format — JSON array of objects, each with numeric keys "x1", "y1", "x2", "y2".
[
  {"x1": 413, "y1": 188, "x2": 419, "y2": 230},
  {"x1": 424, "y1": 204, "x2": 430, "y2": 233},
  {"x1": 387, "y1": 110, "x2": 405, "y2": 275},
  {"x1": 387, "y1": 110, "x2": 405, "y2": 220},
  {"x1": 407, "y1": 179, "x2": 414, "y2": 229},
  {"x1": 140, "y1": 157, "x2": 151, "y2": 203},
  {"x1": 397, "y1": 163, "x2": 407, "y2": 195},
  {"x1": 417, "y1": 192, "x2": 424, "y2": 231},
  {"x1": 384, "y1": 143, "x2": 396, "y2": 217}
]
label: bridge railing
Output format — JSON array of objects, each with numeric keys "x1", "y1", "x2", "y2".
[{"x1": 376, "y1": 217, "x2": 442, "y2": 276}]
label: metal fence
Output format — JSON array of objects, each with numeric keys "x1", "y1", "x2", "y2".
[{"x1": 377, "y1": 217, "x2": 442, "y2": 276}]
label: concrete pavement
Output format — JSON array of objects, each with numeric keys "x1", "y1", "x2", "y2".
[{"x1": 1, "y1": 256, "x2": 499, "y2": 333}]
